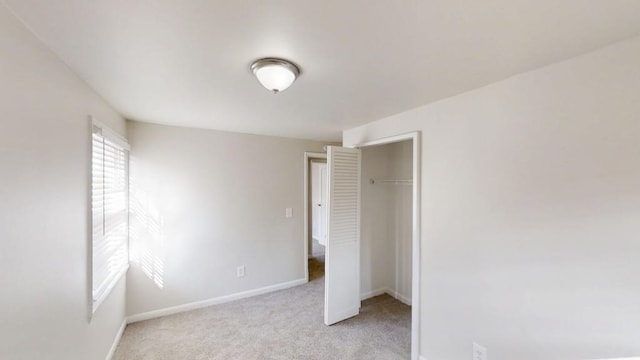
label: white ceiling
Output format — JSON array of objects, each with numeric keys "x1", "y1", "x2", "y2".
[{"x1": 5, "y1": 1, "x2": 640, "y2": 141}]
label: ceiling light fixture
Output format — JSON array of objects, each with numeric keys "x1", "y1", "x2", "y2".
[{"x1": 251, "y1": 58, "x2": 300, "y2": 94}]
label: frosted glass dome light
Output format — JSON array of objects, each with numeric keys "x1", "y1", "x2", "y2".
[{"x1": 251, "y1": 58, "x2": 300, "y2": 93}]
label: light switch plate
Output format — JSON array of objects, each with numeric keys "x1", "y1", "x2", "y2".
[
  {"x1": 473, "y1": 343, "x2": 487, "y2": 360},
  {"x1": 237, "y1": 265, "x2": 245, "y2": 278},
  {"x1": 285, "y1": 207, "x2": 293, "y2": 218}
]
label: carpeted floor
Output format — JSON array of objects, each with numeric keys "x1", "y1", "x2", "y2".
[{"x1": 114, "y1": 256, "x2": 411, "y2": 359}]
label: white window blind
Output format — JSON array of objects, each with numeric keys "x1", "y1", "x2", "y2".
[{"x1": 92, "y1": 122, "x2": 129, "y2": 313}]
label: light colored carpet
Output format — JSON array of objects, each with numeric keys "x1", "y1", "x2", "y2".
[{"x1": 115, "y1": 257, "x2": 411, "y2": 359}]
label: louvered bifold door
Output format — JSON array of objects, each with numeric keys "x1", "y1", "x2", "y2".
[{"x1": 324, "y1": 146, "x2": 361, "y2": 325}]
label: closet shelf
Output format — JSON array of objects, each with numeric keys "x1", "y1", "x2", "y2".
[{"x1": 369, "y1": 178, "x2": 413, "y2": 185}]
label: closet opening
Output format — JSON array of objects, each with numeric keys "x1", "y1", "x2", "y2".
[
  {"x1": 306, "y1": 131, "x2": 420, "y2": 360},
  {"x1": 361, "y1": 139, "x2": 413, "y2": 303},
  {"x1": 360, "y1": 138, "x2": 414, "y2": 351},
  {"x1": 355, "y1": 131, "x2": 420, "y2": 360}
]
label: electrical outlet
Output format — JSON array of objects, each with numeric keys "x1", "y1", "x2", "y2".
[
  {"x1": 236, "y1": 265, "x2": 245, "y2": 278},
  {"x1": 473, "y1": 343, "x2": 487, "y2": 360},
  {"x1": 285, "y1": 207, "x2": 293, "y2": 218}
]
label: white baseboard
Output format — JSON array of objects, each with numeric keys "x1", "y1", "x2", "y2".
[
  {"x1": 105, "y1": 319, "x2": 127, "y2": 360},
  {"x1": 386, "y1": 289, "x2": 412, "y2": 306},
  {"x1": 360, "y1": 287, "x2": 387, "y2": 300},
  {"x1": 361, "y1": 287, "x2": 412, "y2": 305},
  {"x1": 419, "y1": 356, "x2": 428, "y2": 360},
  {"x1": 127, "y1": 278, "x2": 307, "y2": 324}
]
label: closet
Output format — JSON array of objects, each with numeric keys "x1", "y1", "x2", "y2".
[{"x1": 360, "y1": 140, "x2": 413, "y2": 304}]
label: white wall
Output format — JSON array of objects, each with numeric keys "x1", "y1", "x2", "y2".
[
  {"x1": 344, "y1": 36, "x2": 640, "y2": 360},
  {"x1": 360, "y1": 141, "x2": 413, "y2": 303},
  {"x1": 126, "y1": 122, "x2": 326, "y2": 316},
  {"x1": 0, "y1": 4, "x2": 127, "y2": 360}
]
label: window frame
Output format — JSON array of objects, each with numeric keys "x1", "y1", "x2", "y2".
[{"x1": 90, "y1": 117, "x2": 130, "y2": 315}]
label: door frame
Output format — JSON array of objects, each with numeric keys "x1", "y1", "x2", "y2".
[
  {"x1": 303, "y1": 151, "x2": 327, "y2": 283},
  {"x1": 351, "y1": 131, "x2": 421, "y2": 360}
]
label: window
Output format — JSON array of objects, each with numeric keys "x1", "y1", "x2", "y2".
[{"x1": 91, "y1": 120, "x2": 129, "y2": 313}]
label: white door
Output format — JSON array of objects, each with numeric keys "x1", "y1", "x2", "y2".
[
  {"x1": 324, "y1": 146, "x2": 361, "y2": 325},
  {"x1": 311, "y1": 162, "x2": 323, "y2": 241},
  {"x1": 319, "y1": 164, "x2": 328, "y2": 245}
]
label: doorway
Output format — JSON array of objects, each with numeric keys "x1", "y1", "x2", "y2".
[
  {"x1": 303, "y1": 152, "x2": 327, "y2": 282},
  {"x1": 320, "y1": 132, "x2": 421, "y2": 360},
  {"x1": 360, "y1": 139, "x2": 413, "y2": 306},
  {"x1": 310, "y1": 160, "x2": 328, "y2": 259},
  {"x1": 356, "y1": 132, "x2": 420, "y2": 360}
]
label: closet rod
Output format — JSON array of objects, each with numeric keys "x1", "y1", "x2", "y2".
[{"x1": 369, "y1": 178, "x2": 413, "y2": 185}]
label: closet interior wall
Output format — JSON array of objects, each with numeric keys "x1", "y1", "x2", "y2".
[{"x1": 360, "y1": 140, "x2": 413, "y2": 304}]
